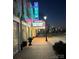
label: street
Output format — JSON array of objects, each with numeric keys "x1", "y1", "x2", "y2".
[{"x1": 14, "y1": 35, "x2": 66, "y2": 59}]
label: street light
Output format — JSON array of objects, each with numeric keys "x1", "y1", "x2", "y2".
[
  {"x1": 44, "y1": 16, "x2": 47, "y2": 20},
  {"x1": 43, "y1": 16, "x2": 48, "y2": 41}
]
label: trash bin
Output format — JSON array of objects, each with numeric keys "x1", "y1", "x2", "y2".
[
  {"x1": 28, "y1": 37, "x2": 33, "y2": 46},
  {"x1": 21, "y1": 41, "x2": 27, "y2": 50}
]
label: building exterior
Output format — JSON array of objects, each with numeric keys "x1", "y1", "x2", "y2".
[
  {"x1": 13, "y1": 15, "x2": 20, "y2": 55},
  {"x1": 13, "y1": 0, "x2": 29, "y2": 55},
  {"x1": 13, "y1": 0, "x2": 46, "y2": 55},
  {"x1": 13, "y1": 0, "x2": 20, "y2": 55}
]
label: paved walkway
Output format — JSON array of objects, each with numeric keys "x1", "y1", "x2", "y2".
[{"x1": 14, "y1": 36, "x2": 65, "y2": 59}]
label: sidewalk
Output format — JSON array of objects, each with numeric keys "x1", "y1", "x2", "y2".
[{"x1": 14, "y1": 37, "x2": 65, "y2": 59}]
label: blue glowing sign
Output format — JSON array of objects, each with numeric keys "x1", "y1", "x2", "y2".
[
  {"x1": 34, "y1": 2, "x2": 39, "y2": 19},
  {"x1": 34, "y1": 2, "x2": 38, "y2": 7}
]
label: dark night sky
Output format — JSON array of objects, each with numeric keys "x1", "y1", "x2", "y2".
[{"x1": 31, "y1": 0, "x2": 66, "y2": 28}]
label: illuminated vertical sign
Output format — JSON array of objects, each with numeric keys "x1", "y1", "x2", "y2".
[
  {"x1": 26, "y1": 1, "x2": 33, "y2": 19},
  {"x1": 17, "y1": 0, "x2": 22, "y2": 17},
  {"x1": 26, "y1": 2, "x2": 30, "y2": 18},
  {"x1": 23, "y1": 0, "x2": 28, "y2": 19},
  {"x1": 34, "y1": 2, "x2": 39, "y2": 20},
  {"x1": 30, "y1": 3, "x2": 34, "y2": 19}
]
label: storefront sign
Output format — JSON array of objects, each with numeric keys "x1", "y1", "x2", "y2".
[{"x1": 32, "y1": 20, "x2": 45, "y2": 27}]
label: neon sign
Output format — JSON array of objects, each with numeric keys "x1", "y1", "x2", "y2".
[
  {"x1": 32, "y1": 20, "x2": 45, "y2": 27},
  {"x1": 34, "y1": 2, "x2": 39, "y2": 19}
]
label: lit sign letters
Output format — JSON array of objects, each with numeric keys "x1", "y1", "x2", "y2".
[
  {"x1": 34, "y1": 2, "x2": 39, "y2": 19},
  {"x1": 32, "y1": 20, "x2": 45, "y2": 27}
]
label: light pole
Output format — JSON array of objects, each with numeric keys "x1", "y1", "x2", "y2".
[{"x1": 44, "y1": 16, "x2": 48, "y2": 41}]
